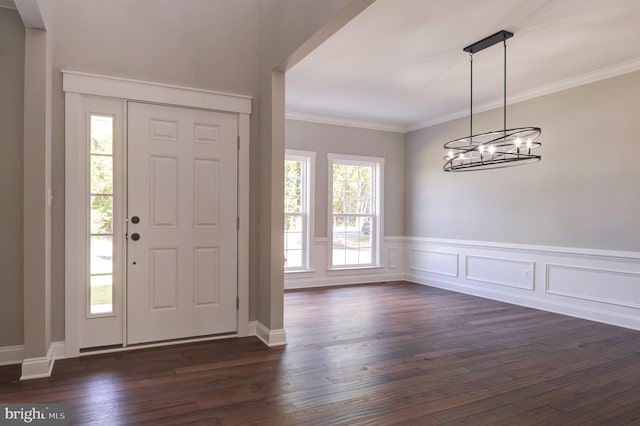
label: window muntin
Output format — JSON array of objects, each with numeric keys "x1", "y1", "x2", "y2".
[
  {"x1": 329, "y1": 155, "x2": 382, "y2": 268},
  {"x1": 89, "y1": 114, "x2": 114, "y2": 315}
]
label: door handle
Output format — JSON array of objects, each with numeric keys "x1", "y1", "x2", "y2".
[
  {"x1": 131, "y1": 216, "x2": 140, "y2": 224},
  {"x1": 131, "y1": 233, "x2": 141, "y2": 241}
]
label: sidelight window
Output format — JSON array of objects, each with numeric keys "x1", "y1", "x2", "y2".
[{"x1": 89, "y1": 114, "x2": 114, "y2": 315}]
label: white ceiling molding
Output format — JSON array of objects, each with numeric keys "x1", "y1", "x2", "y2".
[
  {"x1": 0, "y1": 0, "x2": 16, "y2": 10},
  {"x1": 63, "y1": 70, "x2": 252, "y2": 114},
  {"x1": 14, "y1": 0, "x2": 45, "y2": 29},
  {"x1": 285, "y1": 110, "x2": 406, "y2": 133},
  {"x1": 406, "y1": 58, "x2": 640, "y2": 133}
]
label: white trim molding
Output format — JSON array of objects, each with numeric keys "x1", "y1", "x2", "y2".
[
  {"x1": 407, "y1": 58, "x2": 640, "y2": 132},
  {"x1": 405, "y1": 237, "x2": 640, "y2": 331},
  {"x1": 63, "y1": 70, "x2": 252, "y2": 114},
  {"x1": 0, "y1": 0, "x2": 16, "y2": 10},
  {"x1": 255, "y1": 322, "x2": 287, "y2": 347},
  {"x1": 20, "y1": 341, "x2": 65, "y2": 380},
  {"x1": 286, "y1": 110, "x2": 406, "y2": 134},
  {"x1": 0, "y1": 345, "x2": 24, "y2": 366}
]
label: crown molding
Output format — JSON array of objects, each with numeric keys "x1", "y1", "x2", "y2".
[
  {"x1": 285, "y1": 110, "x2": 406, "y2": 133},
  {"x1": 406, "y1": 58, "x2": 640, "y2": 133},
  {"x1": 290, "y1": 59, "x2": 640, "y2": 135},
  {"x1": 0, "y1": 0, "x2": 16, "y2": 10}
]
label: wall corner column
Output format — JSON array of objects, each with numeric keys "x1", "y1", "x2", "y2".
[{"x1": 21, "y1": 21, "x2": 54, "y2": 379}]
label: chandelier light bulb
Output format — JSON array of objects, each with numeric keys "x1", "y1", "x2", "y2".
[
  {"x1": 489, "y1": 145, "x2": 495, "y2": 155},
  {"x1": 448, "y1": 151, "x2": 454, "y2": 159},
  {"x1": 515, "y1": 137, "x2": 522, "y2": 148},
  {"x1": 526, "y1": 138, "x2": 532, "y2": 148}
]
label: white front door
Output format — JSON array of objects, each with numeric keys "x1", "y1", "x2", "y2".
[{"x1": 126, "y1": 102, "x2": 238, "y2": 344}]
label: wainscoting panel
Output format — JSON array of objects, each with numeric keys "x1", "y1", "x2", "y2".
[
  {"x1": 546, "y1": 264, "x2": 640, "y2": 309},
  {"x1": 284, "y1": 237, "x2": 405, "y2": 289},
  {"x1": 405, "y1": 237, "x2": 640, "y2": 331},
  {"x1": 285, "y1": 235, "x2": 640, "y2": 330},
  {"x1": 408, "y1": 249, "x2": 458, "y2": 277},
  {"x1": 466, "y1": 255, "x2": 534, "y2": 290}
]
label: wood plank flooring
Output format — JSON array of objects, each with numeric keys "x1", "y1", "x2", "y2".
[{"x1": 2, "y1": 281, "x2": 640, "y2": 425}]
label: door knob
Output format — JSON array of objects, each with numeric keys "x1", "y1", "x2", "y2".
[
  {"x1": 131, "y1": 233, "x2": 141, "y2": 241},
  {"x1": 131, "y1": 216, "x2": 140, "y2": 224}
]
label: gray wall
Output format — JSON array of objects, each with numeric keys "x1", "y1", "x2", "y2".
[
  {"x1": 49, "y1": 0, "x2": 261, "y2": 339},
  {"x1": 405, "y1": 70, "x2": 640, "y2": 252},
  {"x1": 0, "y1": 9, "x2": 25, "y2": 346},
  {"x1": 6, "y1": 0, "x2": 365, "y2": 345},
  {"x1": 285, "y1": 119, "x2": 405, "y2": 238}
]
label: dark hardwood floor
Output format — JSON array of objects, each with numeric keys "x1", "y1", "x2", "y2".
[{"x1": 2, "y1": 281, "x2": 640, "y2": 425}]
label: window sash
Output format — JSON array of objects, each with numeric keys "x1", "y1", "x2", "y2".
[
  {"x1": 328, "y1": 155, "x2": 382, "y2": 269},
  {"x1": 331, "y1": 213, "x2": 374, "y2": 267},
  {"x1": 284, "y1": 212, "x2": 306, "y2": 270},
  {"x1": 284, "y1": 152, "x2": 314, "y2": 272}
]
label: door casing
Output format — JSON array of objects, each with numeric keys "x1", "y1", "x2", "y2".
[{"x1": 63, "y1": 71, "x2": 251, "y2": 357}]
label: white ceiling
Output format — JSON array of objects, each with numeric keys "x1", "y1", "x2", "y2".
[{"x1": 285, "y1": 0, "x2": 640, "y2": 132}]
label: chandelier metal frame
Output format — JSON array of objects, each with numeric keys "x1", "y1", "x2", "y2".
[{"x1": 443, "y1": 30, "x2": 542, "y2": 172}]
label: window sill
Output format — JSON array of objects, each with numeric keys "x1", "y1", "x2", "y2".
[
  {"x1": 284, "y1": 269, "x2": 315, "y2": 275},
  {"x1": 326, "y1": 266, "x2": 384, "y2": 276}
]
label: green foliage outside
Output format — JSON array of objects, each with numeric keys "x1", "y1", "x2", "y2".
[
  {"x1": 284, "y1": 160, "x2": 302, "y2": 232},
  {"x1": 332, "y1": 163, "x2": 371, "y2": 227},
  {"x1": 90, "y1": 132, "x2": 113, "y2": 235},
  {"x1": 91, "y1": 284, "x2": 112, "y2": 306}
]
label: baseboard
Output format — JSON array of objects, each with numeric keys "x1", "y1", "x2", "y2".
[
  {"x1": 248, "y1": 321, "x2": 257, "y2": 337},
  {"x1": 255, "y1": 322, "x2": 287, "y2": 347},
  {"x1": 50, "y1": 341, "x2": 66, "y2": 361},
  {"x1": 285, "y1": 272, "x2": 404, "y2": 290},
  {"x1": 20, "y1": 341, "x2": 65, "y2": 380},
  {"x1": 0, "y1": 345, "x2": 24, "y2": 366}
]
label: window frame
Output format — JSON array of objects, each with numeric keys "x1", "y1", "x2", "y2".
[
  {"x1": 284, "y1": 150, "x2": 315, "y2": 272},
  {"x1": 327, "y1": 153, "x2": 384, "y2": 270}
]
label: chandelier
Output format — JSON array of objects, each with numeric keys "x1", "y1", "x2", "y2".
[{"x1": 443, "y1": 30, "x2": 542, "y2": 172}]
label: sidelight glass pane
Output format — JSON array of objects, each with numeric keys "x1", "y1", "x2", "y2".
[
  {"x1": 91, "y1": 195, "x2": 113, "y2": 234},
  {"x1": 90, "y1": 115, "x2": 113, "y2": 155},
  {"x1": 89, "y1": 114, "x2": 115, "y2": 316},
  {"x1": 90, "y1": 155, "x2": 113, "y2": 194},
  {"x1": 90, "y1": 274, "x2": 113, "y2": 314},
  {"x1": 90, "y1": 235, "x2": 113, "y2": 275}
]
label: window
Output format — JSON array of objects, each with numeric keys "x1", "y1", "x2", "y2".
[
  {"x1": 89, "y1": 114, "x2": 115, "y2": 315},
  {"x1": 329, "y1": 154, "x2": 383, "y2": 268},
  {"x1": 284, "y1": 150, "x2": 315, "y2": 271}
]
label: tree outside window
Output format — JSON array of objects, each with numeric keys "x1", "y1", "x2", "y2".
[{"x1": 329, "y1": 155, "x2": 382, "y2": 268}]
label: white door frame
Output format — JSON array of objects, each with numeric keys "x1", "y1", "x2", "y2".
[{"x1": 63, "y1": 70, "x2": 251, "y2": 358}]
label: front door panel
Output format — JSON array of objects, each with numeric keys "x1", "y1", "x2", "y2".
[{"x1": 127, "y1": 102, "x2": 238, "y2": 344}]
